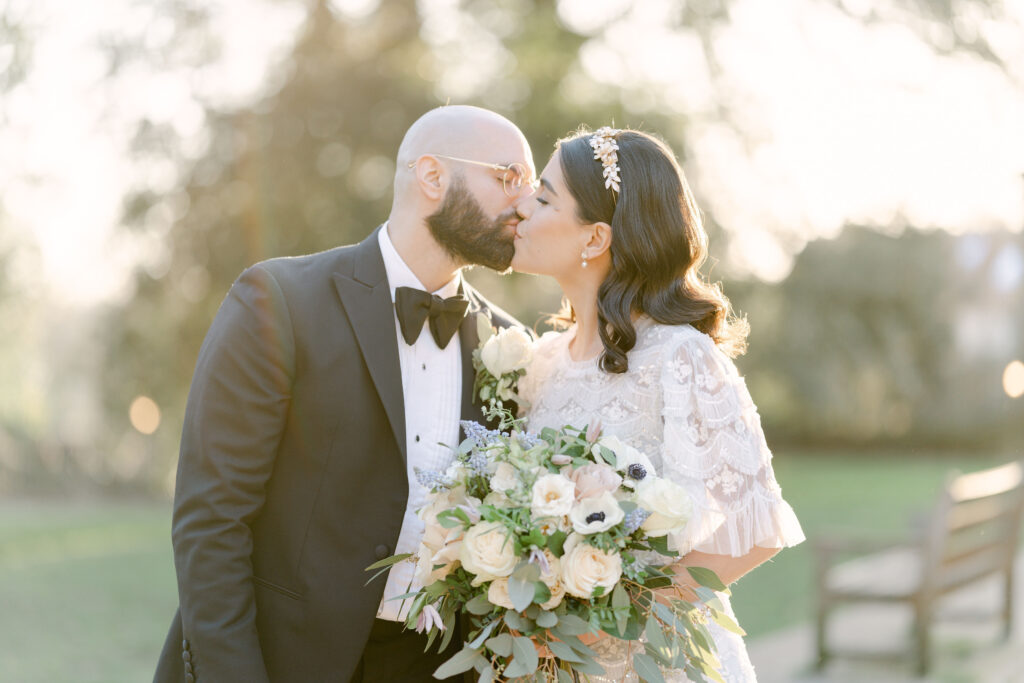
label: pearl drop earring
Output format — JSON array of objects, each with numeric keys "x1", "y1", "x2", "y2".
[{"x1": 581, "y1": 251, "x2": 588, "y2": 268}]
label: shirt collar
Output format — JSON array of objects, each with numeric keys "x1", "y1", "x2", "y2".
[{"x1": 378, "y1": 223, "x2": 462, "y2": 303}]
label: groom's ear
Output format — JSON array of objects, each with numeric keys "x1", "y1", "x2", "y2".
[
  {"x1": 412, "y1": 156, "x2": 446, "y2": 201},
  {"x1": 586, "y1": 221, "x2": 613, "y2": 259}
]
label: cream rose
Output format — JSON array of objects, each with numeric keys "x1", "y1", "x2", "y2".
[
  {"x1": 459, "y1": 521, "x2": 518, "y2": 585},
  {"x1": 560, "y1": 533, "x2": 623, "y2": 599},
  {"x1": 487, "y1": 578, "x2": 516, "y2": 610},
  {"x1": 414, "y1": 538, "x2": 460, "y2": 585},
  {"x1": 489, "y1": 461, "x2": 519, "y2": 493},
  {"x1": 599, "y1": 436, "x2": 656, "y2": 489},
  {"x1": 530, "y1": 474, "x2": 576, "y2": 519},
  {"x1": 418, "y1": 486, "x2": 479, "y2": 551},
  {"x1": 568, "y1": 491, "x2": 625, "y2": 534},
  {"x1": 567, "y1": 463, "x2": 623, "y2": 500},
  {"x1": 480, "y1": 326, "x2": 533, "y2": 377},
  {"x1": 637, "y1": 478, "x2": 693, "y2": 537},
  {"x1": 538, "y1": 548, "x2": 566, "y2": 610}
]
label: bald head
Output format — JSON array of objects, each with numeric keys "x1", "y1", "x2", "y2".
[
  {"x1": 393, "y1": 106, "x2": 533, "y2": 200},
  {"x1": 397, "y1": 105, "x2": 526, "y2": 166}
]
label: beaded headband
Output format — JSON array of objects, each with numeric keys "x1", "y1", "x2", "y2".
[{"x1": 588, "y1": 127, "x2": 621, "y2": 194}]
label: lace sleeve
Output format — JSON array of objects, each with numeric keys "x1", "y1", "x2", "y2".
[{"x1": 659, "y1": 329, "x2": 805, "y2": 557}]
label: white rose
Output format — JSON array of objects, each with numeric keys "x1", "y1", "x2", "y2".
[
  {"x1": 560, "y1": 533, "x2": 623, "y2": 599},
  {"x1": 459, "y1": 521, "x2": 518, "y2": 585},
  {"x1": 599, "y1": 436, "x2": 656, "y2": 489},
  {"x1": 489, "y1": 461, "x2": 519, "y2": 493},
  {"x1": 637, "y1": 478, "x2": 693, "y2": 537},
  {"x1": 480, "y1": 327, "x2": 533, "y2": 377},
  {"x1": 568, "y1": 491, "x2": 625, "y2": 534},
  {"x1": 530, "y1": 474, "x2": 576, "y2": 519},
  {"x1": 487, "y1": 578, "x2": 516, "y2": 610}
]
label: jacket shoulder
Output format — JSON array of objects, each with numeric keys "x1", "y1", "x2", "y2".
[{"x1": 465, "y1": 283, "x2": 523, "y2": 331}]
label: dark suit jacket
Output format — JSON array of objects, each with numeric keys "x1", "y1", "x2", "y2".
[{"x1": 154, "y1": 227, "x2": 519, "y2": 682}]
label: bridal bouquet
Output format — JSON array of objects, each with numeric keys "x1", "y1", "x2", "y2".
[{"x1": 367, "y1": 319, "x2": 738, "y2": 682}]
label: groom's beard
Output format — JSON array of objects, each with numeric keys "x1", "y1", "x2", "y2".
[{"x1": 425, "y1": 177, "x2": 517, "y2": 272}]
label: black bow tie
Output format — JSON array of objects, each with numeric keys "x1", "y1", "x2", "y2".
[{"x1": 394, "y1": 286, "x2": 469, "y2": 349}]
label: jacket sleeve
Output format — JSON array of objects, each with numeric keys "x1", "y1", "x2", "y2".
[{"x1": 171, "y1": 263, "x2": 295, "y2": 682}]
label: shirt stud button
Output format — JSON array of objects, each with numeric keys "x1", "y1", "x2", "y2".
[
  {"x1": 415, "y1": 435, "x2": 421, "y2": 442},
  {"x1": 422, "y1": 363, "x2": 426, "y2": 370}
]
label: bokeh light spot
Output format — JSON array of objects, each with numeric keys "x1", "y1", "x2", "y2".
[
  {"x1": 129, "y1": 395, "x2": 161, "y2": 434},
  {"x1": 1003, "y1": 361, "x2": 1024, "y2": 399}
]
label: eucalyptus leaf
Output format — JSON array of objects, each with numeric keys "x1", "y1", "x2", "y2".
[
  {"x1": 555, "y1": 613, "x2": 591, "y2": 636},
  {"x1": 711, "y1": 609, "x2": 746, "y2": 636},
  {"x1": 468, "y1": 620, "x2": 499, "y2": 649},
  {"x1": 535, "y1": 610, "x2": 558, "y2": 628},
  {"x1": 485, "y1": 633, "x2": 513, "y2": 657},
  {"x1": 631, "y1": 652, "x2": 665, "y2": 683},
  {"x1": 547, "y1": 640, "x2": 584, "y2": 663},
  {"x1": 556, "y1": 669, "x2": 574, "y2": 683},
  {"x1": 644, "y1": 616, "x2": 669, "y2": 659},
  {"x1": 686, "y1": 566, "x2": 727, "y2": 592},
  {"x1": 433, "y1": 646, "x2": 484, "y2": 679},
  {"x1": 508, "y1": 573, "x2": 537, "y2": 612},
  {"x1": 477, "y1": 663, "x2": 496, "y2": 683},
  {"x1": 612, "y1": 583, "x2": 630, "y2": 634},
  {"x1": 503, "y1": 637, "x2": 539, "y2": 678},
  {"x1": 466, "y1": 593, "x2": 494, "y2": 615},
  {"x1": 504, "y1": 610, "x2": 532, "y2": 632}
]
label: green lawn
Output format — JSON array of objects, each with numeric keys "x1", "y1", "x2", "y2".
[
  {"x1": 0, "y1": 451, "x2": 1014, "y2": 680},
  {"x1": 0, "y1": 500, "x2": 177, "y2": 683}
]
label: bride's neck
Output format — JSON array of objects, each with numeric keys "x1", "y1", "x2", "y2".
[{"x1": 560, "y1": 278, "x2": 604, "y2": 362}]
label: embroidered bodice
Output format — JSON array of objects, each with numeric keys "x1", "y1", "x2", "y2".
[{"x1": 518, "y1": 318, "x2": 805, "y2": 682}]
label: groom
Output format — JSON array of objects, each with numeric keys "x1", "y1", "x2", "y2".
[{"x1": 154, "y1": 106, "x2": 534, "y2": 682}]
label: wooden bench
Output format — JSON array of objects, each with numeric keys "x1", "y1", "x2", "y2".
[{"x1": 813, "y1": 459, "x2": 1024, "y2": 675}]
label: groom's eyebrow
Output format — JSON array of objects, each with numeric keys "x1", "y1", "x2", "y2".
[{"x1": 540, "y1": 178, "x2": 557, "y2": 195}]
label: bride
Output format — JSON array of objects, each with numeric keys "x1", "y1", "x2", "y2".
[{"x1": 511, "y1": 128, "x2": 805, "y2": 682}]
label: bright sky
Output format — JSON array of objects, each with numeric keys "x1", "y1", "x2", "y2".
[{"x1": 4, "y1": 0, "x2": 1024, "y2": 303}]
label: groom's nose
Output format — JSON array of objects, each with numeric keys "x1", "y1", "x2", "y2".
[{"x1": 514, "y1": 194, "x2": 533, "y2": 219}]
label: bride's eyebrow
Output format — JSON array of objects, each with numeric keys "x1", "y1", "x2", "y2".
[{"x1": 540, "y1": 178, "x2": 558, "y2": 196}]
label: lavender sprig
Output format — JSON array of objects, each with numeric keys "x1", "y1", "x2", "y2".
[
  {"x1": 414, "y1": 467, "x2": 455, "y2": 491},
  {"x1": 623, "y1": 508, "x2": 652, "y2": 534}
]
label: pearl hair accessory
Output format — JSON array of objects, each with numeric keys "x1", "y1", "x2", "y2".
[{"x1": 588, "y1": 127, "x2": 621, "y2": 194}]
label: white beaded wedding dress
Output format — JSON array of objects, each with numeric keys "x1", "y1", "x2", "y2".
[{"x1": 518, "y1": 318, "x2": 806, "y2": 682}]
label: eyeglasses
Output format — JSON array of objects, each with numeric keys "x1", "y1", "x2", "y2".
[{"x1": 407, "y1": 154, "x2": 537, "y2": 197}]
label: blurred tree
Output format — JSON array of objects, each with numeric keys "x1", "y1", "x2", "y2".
[
  {"x1": 734, "y1": 225, "x2": 1024, "y2": 449},
  {"x1": 93, "y1": 0, "x2": 1024, "y2": 489},
  {"x1": 99, "y1": 0, "x2": 700, "y2": 487}
]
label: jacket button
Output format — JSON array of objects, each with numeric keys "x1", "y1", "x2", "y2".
[
  {"x1": 185, "y1": 673, "x2": 195, "y2": 683},
  {"x1": 182, "y1": 650, "x2": 191, "y2": 663},
  {"x1": 182, "y1": 639, "x2": 190, "y2": 651},
  {"x1": 375, "y1": 544, "x2": 389, "y2": 560}
]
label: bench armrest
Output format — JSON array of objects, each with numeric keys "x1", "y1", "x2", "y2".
[{"x1": 811, "y1": 534, "x2": 918, "y2": 570}]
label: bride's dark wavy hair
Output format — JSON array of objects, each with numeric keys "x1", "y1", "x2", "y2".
[{"x1": 556, "y1": 128, "x2": 749, "y2": 373}]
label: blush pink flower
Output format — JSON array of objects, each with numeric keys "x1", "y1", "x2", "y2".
[{"x1": 567, "y1": 463, "x2": 622, "y2": 500}]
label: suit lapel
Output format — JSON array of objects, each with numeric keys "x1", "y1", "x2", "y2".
[
  {"x1": 331, "y1": 228, "x2": 407, "y2": 462},
  {"x1": 458, "y1": 286, "x2": 488, "y2": 431}
]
